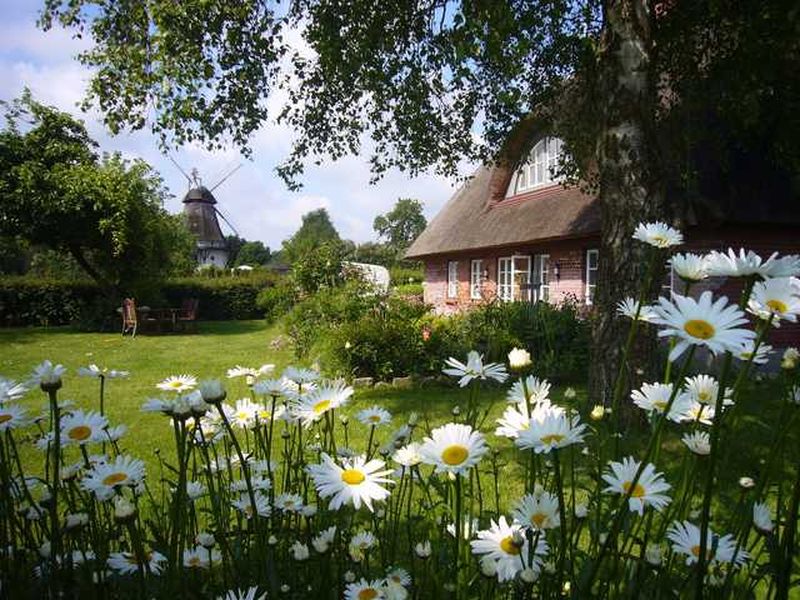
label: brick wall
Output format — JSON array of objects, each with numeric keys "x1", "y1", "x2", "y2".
[{"x1": 421, "y1": 225, "x2": 800, "y2": 346}]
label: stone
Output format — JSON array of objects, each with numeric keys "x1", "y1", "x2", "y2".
[
  {"x1": 352, "y1": 377, "x2": 374, "y2": 388},
  {"x1": 392, "y1": 376, "x2": 413, "y2": 389}
]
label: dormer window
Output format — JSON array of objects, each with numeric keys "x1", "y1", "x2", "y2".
[{"x1": 506, "y1": 137, "x2": 564, "y2": 197}]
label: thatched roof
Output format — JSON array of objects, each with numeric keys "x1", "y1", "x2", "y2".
[{"x1": 406, "y1": 166, "x2": 600, "y2": 259}]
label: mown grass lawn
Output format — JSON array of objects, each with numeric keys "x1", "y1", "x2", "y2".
[
  {"x1": 0, "y1": 321, "x2": 582, "y2": 502},
  {"x1": 0, "y1": 320, "x2": 793, "y2": 516}
]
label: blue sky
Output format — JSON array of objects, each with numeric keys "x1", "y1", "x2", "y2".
[{"x1": 0, "y1": 1, "x2": 466, "y2": 250}]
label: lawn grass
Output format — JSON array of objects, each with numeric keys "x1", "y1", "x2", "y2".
[{"x1": 1, "y1": 320, "x2": 794, "y2": 517}]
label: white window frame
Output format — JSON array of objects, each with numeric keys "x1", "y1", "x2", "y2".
[
  {"x1": 508, "y1": 137, "x2": 564, "y2": 196},
  {"x1": 470, "y1": 259, "x2": 483, "y2": 299},
  {"x1": 585, "y1": 249, "x2": 599, "y2": 305},
  {"x1": 498, "y1": 255, "x2": 531, "y2": 302},
  {"x1": 447, "y1": 261, "x2": 458, "y2": 298},
  {"x1": 535, "y1": 254, "x2": 550, "y2": 302}
]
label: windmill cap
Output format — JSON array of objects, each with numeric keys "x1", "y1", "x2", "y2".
[{"x1": 182, "y1": 186, "x2": 218, "y2": 204}]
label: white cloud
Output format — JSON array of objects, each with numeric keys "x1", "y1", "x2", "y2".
[{"x1": 0, "y1": 5, "x2": 469, "y2": 250}]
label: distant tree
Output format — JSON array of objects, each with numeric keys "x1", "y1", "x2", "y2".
[
  {"x1": 224, "y1": 235, "x2": 246, "y2": 268},
  {"x1": 234, "y1": 240, "x2": 271, "y2": 266},
  {"x1": 0, "y1": 92, "x2": 195, "y2": 295},
  {"x1": 282, "y1": 208, "x2": 341, "y2": 264},
  {"x1": 373, "y1": 198, "x2": 427, "y2": 255},
  {"x1": 0, "y1": 236, "x2": 29, "y2": 275},
  {"x1": 349, "y1": 241, "x2": 396, "y2": 267}
]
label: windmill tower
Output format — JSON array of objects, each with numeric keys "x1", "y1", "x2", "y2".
[{"x1": 179, "y1": 165, "x2": 241, "y2": 268}]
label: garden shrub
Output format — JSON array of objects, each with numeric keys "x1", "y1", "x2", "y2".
[
  {"x1": 161, "y1": 273, "x2": 276, "y2": 320},
  {"x1": 388, "y1": 265, "x2": 424, "y2": 285},
  {"x1": 0, "y1": 277, "x2": 106, "y2": 327},
  {"x1": 255, "y1": 278, "x2": 300, "y2": 323},
  {"x1": 392, "y1": 282, "x2": 423, "y2": 297}
]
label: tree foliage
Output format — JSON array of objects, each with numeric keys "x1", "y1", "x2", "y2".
[
  {"x1": 373, "y1": 198, "x2": 427, "y2": 255},
  {"x1": 234, "y1": 240, "x2": 272, "y2": 267},
  {"x1": 281, "y1": 208, "x2": 341, "y2": 264},
  {"x1": 0, "y1": 91, "x2": 195, "y2": 294}
]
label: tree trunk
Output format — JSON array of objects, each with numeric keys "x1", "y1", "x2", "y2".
[
  {"x1": 589, "y1": 0, "x2": 667, "y2": 407},
  {"x1": 66, "y1": 244, "x2": 120, "y2": 299}
]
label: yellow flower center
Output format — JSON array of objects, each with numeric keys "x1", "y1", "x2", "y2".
[
  {"x1": 188, "y1": 556, "x2": 201, "y2": 567},
  {"x1": 167, "y1": 381, "x2": 183, "y2": 389},
  {"x1": 690, "y1": 545, "x2": 711, "y2": 560},
  {"x1": 368, "y1": 415, "x2": 381, "y2": 423},
  {"x1": 540, "y1": 434, "x2": 565, "y2": 446},
  {"x1": 698, "y1": 391, "x2": 711, "y2": 403},
  {"x1": 652, "y1": 234, "x2": 668, "y2": 246},
  {"x1": 623, "y1": 481, "x2": 646, "y2": 498},
  {"x1": 766, "y1": 299, "x2": 788, "y2": 314},
  {"x1": 313, "y1": 400, "x2": 331, "y2": 414},
  {"x1": 653, "y1": 401, "x2": 667, "y2": 411},
  {"x1": 441, "y1": 444, "x2": 469, "y2": 465},
  {"x1": 358, "y1": 589, "x2": 379, "y2": 600},
  {"x1": 341, "y1": 469, "x2": 366, "y2": 485},
  {"x1": 531, "y1": 512, "x2": 547, "y2": 528},
  {"x1": 68, "y1": 425, "x2": 92, "y2": 441},
  {"x1": 684, "y1": 319, "x2": 715, "y2": 340},
  {"x1": 499, "y1": 535, "x2": 521, "y2": 555},
  {"x1": 0, "y1": 414, "x2": 13, "y2": 424},
  {"x1": 102, "y1": 472, "x2": 129, "y2": 486},
  {"x1": 236, "y1": 411, "x2": 250, "y2": 422}
]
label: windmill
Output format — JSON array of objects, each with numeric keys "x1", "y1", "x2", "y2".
[{"x1": 173, "y1": 158, "x2": 242, "y2": 268}]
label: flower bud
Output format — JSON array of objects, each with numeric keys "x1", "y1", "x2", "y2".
[
  {"x1": 508, "y1": 347, "x2": 532, "y2": 370},
  {"x1": 113, "y1": 497, "x2": 136, "y2": 522},
  {"x1": 590, "y1": 405, "x2": 605, "y2": 421},
  {"x1": 197, "y1": 532, "x2": 216, "y2": 548},
  {"x1": 198, "y1": 380, "x2": 226, "y2": 404}
]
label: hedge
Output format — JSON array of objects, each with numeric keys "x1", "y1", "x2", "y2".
[{"x1": 0, "y1": 275, "x2": 276, "y2": 327}]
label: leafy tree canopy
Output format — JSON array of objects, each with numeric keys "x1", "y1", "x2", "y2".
[
  {"x1": 373, "y1": 198, "x2": 427, "y2": 255},
  {"x1": 234, "y1": 240, "x2": 272, "y2": 267},
  {"x1": 281, "y1": 208, "x2": 341, "y2": 264},
  {"x1": 0, "y1": 91, "x2": 195, "y2": 294}
]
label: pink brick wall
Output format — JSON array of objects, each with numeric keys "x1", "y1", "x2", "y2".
[{"x1": 420, "y1": 225, "x2": 800, "y2": 346}]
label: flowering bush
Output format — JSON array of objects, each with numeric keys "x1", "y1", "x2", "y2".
[{"x1": 1, "y1": 225, "x2": 799, "y2": 598}]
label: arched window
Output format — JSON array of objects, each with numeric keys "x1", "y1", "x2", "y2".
[{"x1": 506, "y1": 137, "x2": 564, "y2": 197}]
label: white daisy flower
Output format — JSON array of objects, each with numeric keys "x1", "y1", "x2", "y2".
[
  {"x1": 393, "y1": 442, "x2": 423, "y2": 468},
  {"x1": 616, "y1": 297, "x2": 656, "y2": 322},
  {"x1": 602, "y1": 457, "x2": 671, "y2": 515},
  {"x1": 282, "y1": 366, "x2": 320, "y2": 385},
  {"x1": 495, "y1": 403, "x2": 532, "y2": 439},
  {"x1": 512, "y1": 492, "x2": 561, "y2": 530},
  {"x1": 681, "y1": 431, "x2": 711, "y2": 455},
  {"x1": 515, "y1": 408, "x2": 587, "y2": 453},
  {"x1": 79, "y1": 364, "x2": 129, "y2": 379},
  {"x1": 230, "y1": 398, "x2": 259, "y2": 429},
  {"x1": 252, "y1": 378, "x2": 285, "y2": 396},
  {"x1": 667, "y1": 521, "x2": 748, "y2": 567},
  {"x1": 0, "y1": 404, "x2": 29, "y2": 431},
  {"x1": 470, "y1": 516, "x2": 548, "y2": 582},
  {"x1": 291, "y1": 381, "x2": 353, "y2": 427},
  {"x1": 105, "y1": 425, "x2": 127, "y2": 441},
  {"x1": 186, "y1": 481, "x2": 206, "y2": 501},
  {"x1": 81, "y1": 455, "x2": 145, "y2": 500},
  {"x1": 307, "y1": 453, "x2": 393, "y2": 512},
  {"x1": 735, "y1": 341, "x2": 773, "y2": 364},
  {"x1": 645, "y1": 543, "x2": 663, "y2": 566},
  {"x1": 443, "y1": 351, "x2": 508, "y2": 387},
  {"x1": 631, "y1": 382, "x2": 688, "y2": 422},
  {"x1": 156, "y1": 374, "x2": 197, "y2": 393},
  {"x1": 419, "y1": 423, "x2": 489, "y2": 475},
  {"x1": 632, "y1": 221, "x2": 683, "y2": 248},
  {"x1": 651, "y1": 291, "x2": 755, "y2": 361},
  {"x1": 682, "y1": 374, "x2": 733, "y2": 405},
  {"x1": 752, "y1": 502, "x2": 773, "y2": 534},
  {"x1": 231, "y1": 492, "x2": 271, "y2": 519},
  {"x1": 670, "y1": 253, "x2": 708, "y2": 282},
  {"x1": 107, "y1": 550, "x2": 166, "y2": 575},
  {"x1": 506, "y1": 376, "x2": 551, "y2": 405},
  {"x1": 349, "y1": 530, "x2": 378, "y2": 561},
  {"x1": 312, "y1": 525, "x2": 337, "y2": 553},
  {"x1": 357, "y1": 406, "x2": 392, "y2": 427},
  {"x1": 290, "y1": 541, "x2": 310, "y2": 561},
  {"x1": 0, "y1": 378, "x2": 28, "y2": 403},
  {"x1": 705, "y1": 248, "x2": 797, "y2": 278},
  {"x1": 30, "y1": 360, "x2": 66, "y2": 387},
  {"x1": 60, "y1": 410, "x2": 108, "y2": 445},
  {"x1": 344, "y1": 579, "x2": 385, "y2": 600},
  {"x1": 217, "y1": 587, "x2": 266, "y2": 600},
  {"x1": 386, "y1": 566, "x2": 411, "y2": 589},
  {"x1": 748, "y1": 277, "x2": 800, "y2": 323},
  {"x1": 414, "y1": 541, "x2": 432, "y2": 558},
  {"x1": 227, "y1": 364, "x2": 275, "y2": 380},
  {"x1": 275, "y1": 492, "x2": 304, "y2": 513},
  {"x1": 680, "y1": 400, "x2": 717, "y2": 426},
  {"x1": 183, "y1": 545, "x2": 220, "y2": 569}
]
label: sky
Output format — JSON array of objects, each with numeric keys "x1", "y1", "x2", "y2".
[{"x1": 0, "y1": 1, "x2": 467, "y2": 250}]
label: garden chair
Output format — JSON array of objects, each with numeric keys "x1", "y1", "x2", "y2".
[
  {"x1": 121, "y1": 298, "x2": 137, "y2": 337},
  {"x1": 176, "y1": 298, "x2": 200, "y2": 333}
]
